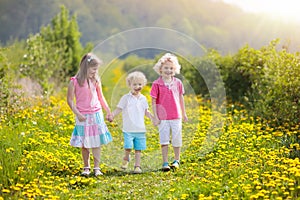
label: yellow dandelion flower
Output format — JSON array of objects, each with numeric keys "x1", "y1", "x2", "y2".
[
  {"x1": 181, "y1": 194, "x2": 189, "y2": 199},
  {"x1": 273, "y1": 131, "x2": 283, "y2": 137},
  {"x1": 5, "y1": 147, "x2": 14, "y2": 153},
  {"x1": 255, "y1": 186, "x2": 262, "y2": 190},
  {"x1": 69, "y1": 180, "x2": 76, "y2": 185},
  {"x1": 288, "y1": 182, "x2": 294, "y2": 186},
  {"x1": 16, "y1": 183, "x2": 24, "y2": 187},
  {"x1": 2, "y1": 188, "x2": 10, "y2": 193}
]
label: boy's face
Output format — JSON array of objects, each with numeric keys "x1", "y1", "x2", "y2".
[
  {"x1": 160, "y1": 61, "x2": 175, "y2": 78},
  {"x1": 130, "y1": 79, "x2": 144, "y2": 95}
]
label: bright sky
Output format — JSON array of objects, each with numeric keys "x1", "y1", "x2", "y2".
[{"x1": 222, "y1": 0, "x2": 300, "y2": 23}]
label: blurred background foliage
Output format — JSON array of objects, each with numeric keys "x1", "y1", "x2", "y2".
[{"x1": 0, "y1": 0, "x2": 299, "y2": 53}]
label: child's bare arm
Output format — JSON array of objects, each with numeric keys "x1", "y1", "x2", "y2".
[
  {"x1": 112, "y1": 107, "x2": 122, "y2": 118},
  {"x1": 67, "y1": 81, "x2": 86, "y2": 122},
  {"x1": 179, "y1": 94, "x2": 188, "y2": 122},
  {"x1": 145, "y1": 109, "x2": 154, "y2": 121},
  {"x1": 151, "y1": 97, "x2": 160, "y2": 126}
]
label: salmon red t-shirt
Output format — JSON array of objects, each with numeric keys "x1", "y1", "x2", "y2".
[{"x1": 150, "y1": 76, "x2": 184, "y2": 120}]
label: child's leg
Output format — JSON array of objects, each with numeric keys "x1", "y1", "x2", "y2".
[
  {"x1": 173, "y1": 146, "x2": 180, "y2": 161},
  {"x1": 82, "y1": 147, "x2": 90, "y2": 168},
  {"x1": 123, "y1": 149, "x2": 131, "y2": 161},
  {"x1": 123, "y1": 132, "x2": 133, "y2": 161},
  {"x1": 91, "y1": 147, "x2": 101, "y2": 168},
  {"x1": 159, "y1": 120, "x2": 170, "y2": 164},
  {"x1": 171, "y1": 119, "x2": 182, "y2": 161},
  {"x1": 92, "y1": 147, "x2": 103, "y2": 176},
  {"x1": 134, "y1": 150, "x2": 141, "y2": 167},
  {"x1": 161, "y1": 144, "x2": 168, "y2": 163},
  {"x1": 121, "y1": 149, "x2": 131, "y2": 170},
  {"x1": 133, "y1": 150, "x2": 142, "y2": 173}
]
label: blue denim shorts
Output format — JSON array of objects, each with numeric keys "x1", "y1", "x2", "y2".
[{"x1": 123, "y1": 132, "x2": 146, "y2": 150}]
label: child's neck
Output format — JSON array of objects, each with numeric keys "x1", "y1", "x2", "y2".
[
  {"x1": 162, "y1": 76, "x2": 172, "y2": 83},
  {"x1": 88, "y1": 78, "x2": 96, "y2": 84},
  {"x1": 131, "y1": 91, "x2": 140, "y2": 96}
]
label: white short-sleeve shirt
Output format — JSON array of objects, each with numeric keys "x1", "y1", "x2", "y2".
[{"x1": 117, "y1": 92, "x2": 149, "y2": 132}]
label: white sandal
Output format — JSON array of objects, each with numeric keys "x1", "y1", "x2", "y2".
[
  {"x1": 81, "y1": 167, "x2": 90, "y2": 176},
  {"x1": 94, "y1": 168, "x2": 103, "y2": 176}
]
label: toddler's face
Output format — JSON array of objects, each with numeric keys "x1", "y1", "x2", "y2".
[
  {"x1": 160, "y1": 61, "x2": 175, "y2": 78},
  {"x1": 130, "y1": 79, "x2": 144, "y2": 95}
]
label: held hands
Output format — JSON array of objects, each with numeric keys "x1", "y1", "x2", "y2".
[
  {"x1": 106, "y1": 113, "x2": 113, "y2": 122},
  {"x1": 152, "y1": 117, "x2": 160, "y2": 126},
  {"x1": 152, "y1": 115, "x2": 188, "y2": 126}
]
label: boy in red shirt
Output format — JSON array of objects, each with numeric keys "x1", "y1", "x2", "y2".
[{"x1": 150, "y1": 53, "x2": 188, "y2": 171}]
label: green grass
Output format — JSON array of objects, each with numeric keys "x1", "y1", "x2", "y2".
[{"x1": 1, "y1": 94, "x2": 300, "y2": 200}]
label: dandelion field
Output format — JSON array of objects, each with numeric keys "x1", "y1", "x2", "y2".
[{"x1": 1, "y1": 94, "x2": 300, "y2": 200}]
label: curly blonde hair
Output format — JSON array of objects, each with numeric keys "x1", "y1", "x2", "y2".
[
  {"x1": 153, "y1": 53, "x2": 181, "y2": 75},
  {"x1": 126, "y1": 71, "x2": 147, "y2": 87}
]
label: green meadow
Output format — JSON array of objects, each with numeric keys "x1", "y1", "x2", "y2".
[
  {"x1": 1, "y1": 4, "x2": 300, "y2": 200},
  {"x1": 1, "y1": 92, "x2": 299, "y2": 199}
]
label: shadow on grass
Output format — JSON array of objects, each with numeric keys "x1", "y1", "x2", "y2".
[{"x1": 103, "y1": 168, "x2": 163, "y2": 177}]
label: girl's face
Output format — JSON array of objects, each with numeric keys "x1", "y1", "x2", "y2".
[
  {"x1": 130, "y1": 79, "x2": 144, "y2": 95},
  {"x1": 87, "y1": 66, "x2": 99, "y2": 80},
  {"x1": 160, "y1": 61, "x2": 175, "y2": 79}
]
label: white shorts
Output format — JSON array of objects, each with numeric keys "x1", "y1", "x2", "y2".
[{"x1": 158, "y1": 119, "x2": 182, "y2": 147}]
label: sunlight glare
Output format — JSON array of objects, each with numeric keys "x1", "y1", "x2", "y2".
[{"x1": 223, "y1": 0, "x2": 300, "y2": 23}]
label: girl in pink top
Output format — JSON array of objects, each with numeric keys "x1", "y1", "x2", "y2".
[
  {"x1": 150, "y1": 53, "x2": 188, "y2": 171},
  {"x1": 67, "y1": 53, "x2": 113, "y2": 176}
]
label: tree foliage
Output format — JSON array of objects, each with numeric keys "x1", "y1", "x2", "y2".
[
  {"x1": 20, "y1": 6, "x2": 86, "y2": 94},
  {"x1": 1, "y1": 0, "x2": 299, "y2": 53},
  {"x1": 121, "y1": 41, "x2": 300, "y2": 127},
  {"x1": 0, "y1": 42, "x2": 26, "y2": 115}
]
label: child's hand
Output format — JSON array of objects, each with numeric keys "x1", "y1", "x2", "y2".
[
  {"x1": 183, "y1": 114, "x2": 188, "y2": 122},
  {"x1": 152, "y1": 118, "x2": 160, "y2": 126},
  {"x1": 106, "y1": 114, "x2": 113, "y2": 122},
  {"x1": 77, "y1": 113, "x2": 87, "y2": 122}
]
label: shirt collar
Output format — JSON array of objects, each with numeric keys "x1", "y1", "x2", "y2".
[
  {"x1": 157, "y1": 76, "x2": 175, "y2": 85},
  {"x1": 128, "y1": 91, "x2": 141, "y2": 98}
]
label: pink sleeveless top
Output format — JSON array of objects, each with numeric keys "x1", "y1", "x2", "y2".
[{"x1": 71, "y1": 77, "x2": 102, "y2": 114}]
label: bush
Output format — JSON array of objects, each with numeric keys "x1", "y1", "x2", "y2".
[
  {"x1": 20, "y1": 6, "x2": 88, "y2": 95},
  {"x1": 0, "y1": 44, "x2": 26, "y2": 117}
]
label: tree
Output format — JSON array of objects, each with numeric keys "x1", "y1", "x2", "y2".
[
  {"x1": 40, "y1": 5, "x2": 83, "y2": 77},
  {"x1": 21, "y1": 6, "x2": 86, "y2": 94}
]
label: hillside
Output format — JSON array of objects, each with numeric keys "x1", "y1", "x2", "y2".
[{"x1": 0, "y1": 0, "x2": 299, "y2": 54}]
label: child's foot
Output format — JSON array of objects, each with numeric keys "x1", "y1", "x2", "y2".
[
  {"x1": 133, "y1": 166, "x2": 142, "y2": 174},
  {"x1": 121, "y1": 159, "x2": 129, "y2": 170},
  {"x1": 170, "y1": 160, "x2": 180, "y2": 169},
  {"x1": 94, "y1": 168, "x2": 103, "y2": 176},
  {"x1": 81, "y1": 167, "x2": 90, "y2": 176},
  {"x1": 162, "y1": 162, "x2": 170, "y2": 172}
]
